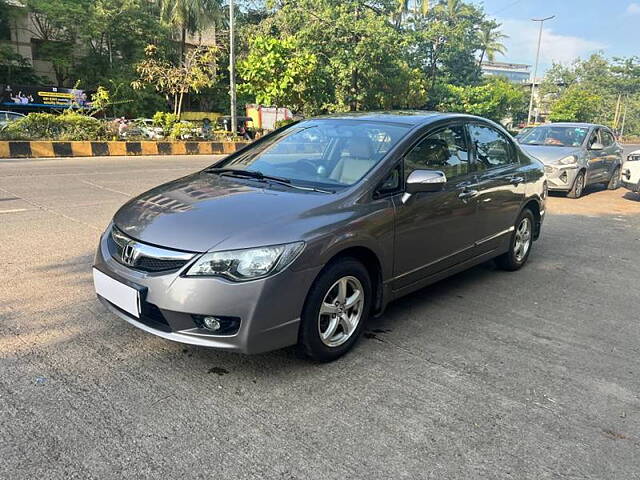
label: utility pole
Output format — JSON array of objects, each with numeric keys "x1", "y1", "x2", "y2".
[
  {"x1": 527, "y1": 15, "x2": 555, "y2": 126},
  {"x1": 229, "y1": 0, "x2": 237, "y2": 136},
  {"x1": 620, "y1": 98, "x2": 628, "y2": 137}
]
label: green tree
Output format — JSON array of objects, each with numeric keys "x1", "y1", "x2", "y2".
[
  {"x1": 133, "y1": 44, "x2": 220, "y2": 117},
  {"x1": 437, "y1": 76, "x2": 526, "y2": 123},
  {"x1": 237, "y1": 36, "x2": 317, "y2": 119},
  {"x1": 548, "y1": 86, "x2": 602, "y2": 123},
  {"x1": 254, "y1": 0, "x2": 429, "y2": 113},
  {"x1": 477, "y1": 21, "x2": 507, "y2": 65},
  {"x1": 23, "y1": 0, "x2": 92, "y2": 86},
  {"x1": 160, "y1": 0, "x2": 223, "y2": 60}
]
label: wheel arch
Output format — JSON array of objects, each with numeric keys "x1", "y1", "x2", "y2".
[
  {"x1": 316, "y1": 246, "x2": 384, "y2": 315},
  {"x1": 520, "y1": 197, "x2": 542, "y2": 240}
]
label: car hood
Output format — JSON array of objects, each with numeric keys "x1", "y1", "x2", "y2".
[
  {"x1": 519, "y1": 145, "x2": 582, "y2": 165},
  {"x1": 113, "y1": 172, "x2": 337, "y2": 252}
]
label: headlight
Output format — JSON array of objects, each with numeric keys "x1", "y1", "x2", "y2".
[
  {"x1": 559, "y1": 155, "x2": 577, "y2": 165},
  {"x1": 186, "y1": 242, "x2": 305, "y2": 281}
]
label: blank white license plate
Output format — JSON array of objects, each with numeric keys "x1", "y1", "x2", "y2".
[{"x1": 93, "y1": 268, "x2": 140, "y2": 318}]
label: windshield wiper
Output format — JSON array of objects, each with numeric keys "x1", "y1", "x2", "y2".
[
  {"x1": 281, "y1": 183, "x2": 335, "y2": 194},
  {"x1": 204, "y1": 167, "x2": 291, "y2": 184},
  {"x1": 205, "y1": 167, "x2": 334, "y2": 194}
]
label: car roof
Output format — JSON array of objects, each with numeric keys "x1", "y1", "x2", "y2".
[
  {"x1": 311, "y1": 111, "x2": 479, "y2": 126},
  {"x1": 543, "y1": 122, "x2": 603, "y2": 129}
]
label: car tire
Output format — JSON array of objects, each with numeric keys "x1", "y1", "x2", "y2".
[
  {"x1": 567, "y1": 171, "x2": 585, "y2": 199},
  {"x1": 298, "y1": 258, "x2": 372, "y2": 362},
  {"x1": 606, "y1": 166, "x2": 621, "y2": 190},
  {"x1": 496, "y1": 209, "x2": 535, "y2": 271}
]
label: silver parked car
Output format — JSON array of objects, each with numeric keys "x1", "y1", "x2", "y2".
[
  {"x1": 0, "y1": 110, "x2": 25, "y2": 127},
  {"x1": 518, "y1": 123, "x2": 623, "y2": 198},
  {"x1": 93, "y1": 112, "x2": 546, "y2": 361}
]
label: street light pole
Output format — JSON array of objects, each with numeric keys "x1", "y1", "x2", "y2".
[
  {"x1": 527, "y1": 15, "x2": 555, "y2": 126},
  {"x1": 229, "y1": 0, "x2": 237, "y2": 136}
]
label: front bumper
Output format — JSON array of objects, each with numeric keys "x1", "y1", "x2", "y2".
[
  {"x1": 94, "y1": 229, "x2": 322, "y2": 354},
  {"x1": 544, "y1": 164, "x2": 579, "y2": 191},
  {"x1": 621, "y1": 179, "x2": 640, "y2": 193}
]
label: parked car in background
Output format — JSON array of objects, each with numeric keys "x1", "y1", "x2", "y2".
[
  {"x1": 515, "y1": 126, "x2": 534, "y2": 141},
  {"x1": 134, "y1": 118, "x2": 164, "y2": 139},
  {"x1": 0, "y1": 110, "x2": 25, "y2": 128},
  {"x1": 518, "y1": 123, "x2": 623, "y2": 198},
  {"x1": 93, "y1": 112, "x2": 546, "y2": 362},
  {"x1": 621, "y1": 149, "x2": 640, "y2": 193}
]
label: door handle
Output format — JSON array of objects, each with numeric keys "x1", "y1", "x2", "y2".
[
  {"x1": 458, "y1": 189, "x2": 478, "y2": 199},
  {"x1": 508, "y1": 176, "x2": 524, "y2": 185}
]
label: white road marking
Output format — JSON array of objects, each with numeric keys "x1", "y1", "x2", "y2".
[
  {"x1": 80, "y1": 179, "x2": 133, "y2": 197},
  {"x1": 0, "y1": 208, "x2": 29, "y2": 214}
]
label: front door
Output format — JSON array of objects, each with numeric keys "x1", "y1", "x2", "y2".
[
  {"x1": 392, "y1": 124, "x2": 480, "y2": 290},
  {"x1": 586, "y1": 129, "x2": 607, "y2": 183},
  {"x1": 467, "y1": 123, "x2": 526, "y2": 252}
]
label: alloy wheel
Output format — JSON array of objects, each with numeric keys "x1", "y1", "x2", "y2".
[
  {"x1": 318, "y1": 276, "x2": 364, "y2": 348},
  {"x1": 513, "y1": 217, "x2": 532, "y2": 263}
]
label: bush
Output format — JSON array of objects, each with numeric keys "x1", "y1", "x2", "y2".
[
  {"x1": 274, "y1": 118, "x2": 295, "y2": 129},
  {"x1": 169, "y1": 121, "x2": 198, "y2": 140},
  {"x1": 152, "y1": 112, "x2": 178, "y2": 136},
  {"x1": 0, "y1": 111, "x2": 109, "y2": 141}
]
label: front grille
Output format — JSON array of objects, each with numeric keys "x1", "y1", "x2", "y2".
[
  {"x1": 136, "y1": 256, "x2": 189, "y2": 272},
  {"x1": 107, "y1": 226, "x2": 194, "y2": 273}
]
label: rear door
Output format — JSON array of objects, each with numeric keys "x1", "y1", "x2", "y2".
[
  {"x1": 467, "y1": 123, "x2": 526, "y2": 252},
  {"x1": 600, "y1": 129, "x2": 623, "y2": 175},
  {"x1": 392, "y1": 123, "x2": 480, "y2": 290}
]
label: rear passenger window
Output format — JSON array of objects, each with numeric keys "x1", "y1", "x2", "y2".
[
  {"x1": 601, "y1": 131, "x2": 614, "y2": 147},
  {"x1": 468, "y1": 124, "x2": 515, "y2": 170},
  {"x1": 404, "y1": 125, "x2": 470, "y2": 180}
]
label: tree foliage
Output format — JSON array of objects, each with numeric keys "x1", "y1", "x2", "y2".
[
  {"x1": 541, "y1": 53, "x2": 640, "y2": 133},
  {"x1": 437, "y1": 77, "x2": 525, "y2": 123},
  {"x1": 132, "y1": 44, "x2": 220, "y2": 117},
  {"x1": 237, "y1": 36, "x2": 317, "y2": 115}
]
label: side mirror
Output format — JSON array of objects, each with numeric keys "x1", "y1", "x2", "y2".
[
  {"x1": 403, "y1": 170, "x2": 446, "y2": 203},
  {"x1": 590, "y1": 142, "x2": 604, "y2": 151}
]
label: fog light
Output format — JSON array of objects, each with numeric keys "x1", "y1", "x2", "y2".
[
  {"x1": 203, "y1": 316, "x2": 221, "y2": 331},
  {"x1": 192, "y1": 315, "x2": 241, "y2": 335}
]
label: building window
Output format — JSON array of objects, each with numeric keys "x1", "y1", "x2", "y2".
[{"x1": 0, "y1": 17, "x2": 11, "y2": 41}]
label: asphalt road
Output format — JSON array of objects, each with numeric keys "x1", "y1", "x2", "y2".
[{"x1": 1, "y1": 152, "x2": 640, "y2": 479}]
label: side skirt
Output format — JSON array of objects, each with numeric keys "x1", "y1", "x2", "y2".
[{"x1": 384, "y1": 247, "x2": 505, "y2": 307}]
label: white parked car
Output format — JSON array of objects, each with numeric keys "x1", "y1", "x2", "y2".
[{"x1": 621, "y1": 150, "x2": 640, "y2": 193}]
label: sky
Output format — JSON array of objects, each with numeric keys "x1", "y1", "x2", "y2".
[{"x1": 473, "y1": 0, "x2": 639, "y2": 74}]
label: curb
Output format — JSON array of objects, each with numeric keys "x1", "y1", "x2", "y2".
[{"x1": 0, "y1": 140, "x2": 251, "y2": 159}]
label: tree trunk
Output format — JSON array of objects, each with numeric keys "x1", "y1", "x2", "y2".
[
  {"x1": 180, "y1": 25, "x2": 186, "y2": 63},
  {"x1": 478, "y1": 49, "x2": 486, "y2": 67},
  {"x1": 177, "y1": 89, "x2": 185, "y2": 118}
]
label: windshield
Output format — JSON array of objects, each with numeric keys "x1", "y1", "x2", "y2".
[
  {"x1": 214, "y1": 120, "x2": 409, "y2": 189},
  {"x1": 519, "y1": 125, "x2": 589, "y2": 147}
]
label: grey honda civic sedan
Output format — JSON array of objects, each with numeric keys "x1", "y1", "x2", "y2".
[
  {"x1": 518, "y1": 123, "x2": 623, "y2": 198},
  {"x1": 93, "y1": 112, "x2": 546, "y2": 361}
]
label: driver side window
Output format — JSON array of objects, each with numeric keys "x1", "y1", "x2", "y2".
[{"x1": 404, "y1": 125, "x2": 470, "y2": 181}]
